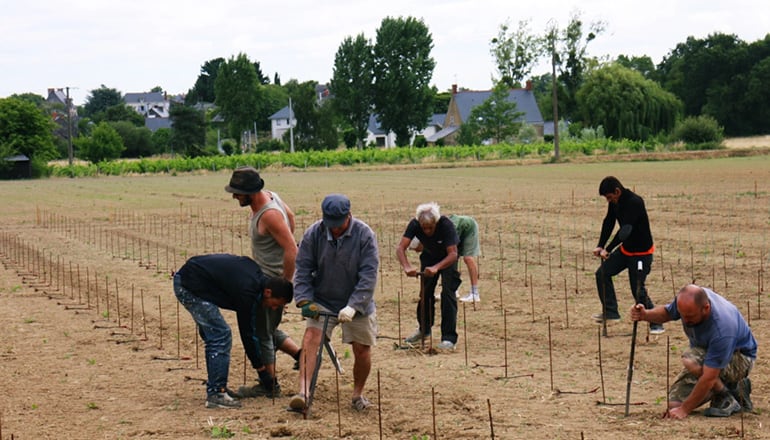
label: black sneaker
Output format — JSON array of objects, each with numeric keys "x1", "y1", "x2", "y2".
[
  {"x1": 728, "y1": 378, "x2": 752, "y2": 412},
  {"x1": 591, "y1": 313, "x2": 620, "y2": 323},
  {"x1": 236, "y1": 382, "x2": 281, "y2": 398},
  {"x1": 703, "y1": 392, "x2": 741, "y2": 417},
  {"x1": 205, "y1": 390, "x2": 242, "y2": 409}
]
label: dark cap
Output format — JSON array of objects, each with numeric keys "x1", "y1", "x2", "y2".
[
  {"x1": 321, "y1": 194, "x2": 351, "y2": 228},
  {"x1": 225, "y1": 166, "x2": 264, "y2": 194}
]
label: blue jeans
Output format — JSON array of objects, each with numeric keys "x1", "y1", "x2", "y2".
[
  {"x1": 595, "y1": 251, "x2": 654, "y2": 318},
  {"x1": 417, "y1": 262, "x2": 462, "y2": 344},
  {"x1": 173, "y1": 274, "x2": 232, "y2": 396}
]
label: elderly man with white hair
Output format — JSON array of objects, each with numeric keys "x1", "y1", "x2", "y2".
[{"x1": 396, "y1": 202, "x2": 461, "y2": 350}]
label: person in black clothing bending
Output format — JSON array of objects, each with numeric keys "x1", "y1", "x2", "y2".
[
  {"x1": 173, "y1": 254, "x2": 294, "y2": 409},
  {"x1": 592, "y1": 176, "x2": 664, "y2": 334},
  {"x1": 396, "y1": 201, "x2": 461, "y2": 350}
]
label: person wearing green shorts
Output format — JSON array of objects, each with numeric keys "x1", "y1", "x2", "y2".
[
  {"x1": 448, "y1": 214, "x2": 481, "y2": 303},
  {"x1": 630, "y1": 284, "x2": 756, "y2": 419}
]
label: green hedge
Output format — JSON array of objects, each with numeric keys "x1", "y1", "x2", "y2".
[{"x1": 49, "y1": 139, "x2": 667, "y2": 177}]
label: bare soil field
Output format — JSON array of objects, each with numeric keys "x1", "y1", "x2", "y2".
[{"x1": 1, "y1": 154, "x2": 770, "y2": 439}]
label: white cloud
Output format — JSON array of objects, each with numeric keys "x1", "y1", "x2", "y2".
[{"x1": 1, "y1": 0, "x2": 767, "y2": 105}]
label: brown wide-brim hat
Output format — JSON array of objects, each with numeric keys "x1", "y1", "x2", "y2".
[{"x1": 225, "y1": 166, "x2": 264, "y2": 194}]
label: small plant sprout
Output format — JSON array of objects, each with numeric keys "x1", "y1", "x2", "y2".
[
  {"x1": 87, "y1": 358, "x2": 96, "y2": 365},
  {"x1": 86, "y1": 402, "x2": 98, "y2": 410},
  {"x1": 23, "y1": 317, "x2": 36, "y2": 324},
  {"x1": 207, "y1": 417, "x2": 234, "y2": 438}
]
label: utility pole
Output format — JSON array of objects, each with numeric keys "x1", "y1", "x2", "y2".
[
  {"x1": 66, "y1": 86, "x2": 73, "y2": 166},
  {"x1": 288, "y1": 97, "x2": 295, "y2": 153}
]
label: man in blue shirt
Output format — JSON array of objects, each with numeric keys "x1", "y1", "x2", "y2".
[
  {"x1": 290, "y1": 194, "x2": 380, "y2": 413},
  {"x1": 630, "y1": 284, "x2": 756, "y2": 419}
]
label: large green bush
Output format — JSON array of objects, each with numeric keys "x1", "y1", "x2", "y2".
[{"x1": 672, "y1": 115, "x2": 724, "y2": 146}]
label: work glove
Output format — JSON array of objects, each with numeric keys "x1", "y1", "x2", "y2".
[
  {"x1": 258, "y1": 369, "x2": 278, "y2": 391},
  {"x1": 298, "y1": 300, "x2": 320, "y2": 319},
  {"x1": 337, "y1": 306, "x2": 356, "y2": 323}
]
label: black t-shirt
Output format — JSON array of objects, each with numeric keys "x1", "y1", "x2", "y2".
[
  {"x1": 403, "y1": 216, "x2": 459, "y2": 266},
  {"x1": 177, "y1": 253, "x2": 266, "y2": 311}
]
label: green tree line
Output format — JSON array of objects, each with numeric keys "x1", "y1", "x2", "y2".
[{"x1": 2, "y1": 13, "x2": 769, "y2": 177}]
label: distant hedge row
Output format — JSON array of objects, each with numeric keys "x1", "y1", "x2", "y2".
[{"x1": 48, "y1": 139, "x2": 672, "y2": 177}]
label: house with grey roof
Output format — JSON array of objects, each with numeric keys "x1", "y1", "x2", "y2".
[
  {"x1": 268, "y1": 106, "x2": 296, "y2": 141},
  {"x1": 427, "y1": 83, "x2": 544, "y2": 145},
  {"x1": 124, "y1": 92, "x2": 169, "y2": 118}
]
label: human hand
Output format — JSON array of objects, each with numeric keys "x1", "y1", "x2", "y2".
[
  {"x1": 298, "y1": 301, "x2": 320, "y2": 319},
  {"x1": 424, "y1": 266, "x2": 437, "y2": 277},
  {"x1": 404, "y1": 267, "x2": 418, "y2": 277},
  {"x1": 337, "y1": 306, "x2": 356, "y2": 322},
  {"x1": 598, "y1": 249, "x2": 609, "y2": 260},
  {"x1": 629, "y1": 304, "x2": 645, "y2": 322},
  {"x1": 592, "y1": 247, "x2": 603, "y2": 257},
  {"x1": 663, "y1": 406, "x2": 688, "y2": 420}
]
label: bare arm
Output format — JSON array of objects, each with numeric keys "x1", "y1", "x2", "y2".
[
  {"x1": 396, "y1": 236, "x2": 417, "y2": 276},
  {"x1": 261, "y1": 209, "x2": 297, "y2": 280},
  {"x1": 667, "y1": 366, "x2": 720, "y2": 419},
  {"x1": 424, "y1": 244, "x2": 458, "y2": 277},
  {"x1": 280, "y1": 199, "x2": 296, "y2": 233},
  {"x1": 630, "y1": 304, "x2": 672, "y2": 324}
]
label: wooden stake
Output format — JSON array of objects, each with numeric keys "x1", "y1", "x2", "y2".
[
  {"x1": 487, "y1": 398, "x2": 495, "y2": 440},
  {"x1": 243, "y1": 351, "x2": 247, "y2": 386},
  {"x1": 105, "y1": 276, "x2": 110, "y2": 319},
  {"x1": 666, "y1": 336, "x2": 670, "y2": 413},
  {"x1": 115, "y1": 279, "x2": 121, "y2": 327},
  {"x1": 140, "y1": 288, "x2": 147, "y2": 340},
  {"x1": 547, "y1": 316, "x2": 554, "y2": 391},
  {"x1": 563, "y1": 278, "x2": 569, "y2": 328},
  {"x1": 503, "y1": 309, "x2": 508, "y2": 378},
  {"x1": 158, "y1": 296, "x2": 163, "y2": 349},
  {"x1": 130, "y1": 285, "x2": 135, "y2": 334},
  {"x1": 462, "y1": 302, "x2": 468, "y2": 367},
  {"x1": 524, "y1": 251, "x2": 528, "y2": 287},
  {"x1": 598, "y1": 327, "x2": 606, "y2": 404},
  {"x1": 176, "y1": 299, "x2": 181, "y2": 360},
  {"x1": 432, "y1": 386, "x2": 438, "y2": 440},
  {"x1": 529, "y1": 274, "x2": 535, "y2": 323},
  {"x1": 377, "y1": 370, "x2": 382, "y2": 440},
  {"x1": 336, "y1": 364, "x2": 342, "y2": 438}
]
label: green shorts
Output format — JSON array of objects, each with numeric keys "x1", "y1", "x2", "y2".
[
  {"x1": 306, "y1": 305, "x2": 378, "y2": 347},
  {"x1": 669, "y1": 347, "x2": 754, "y2": 403},
  {"x1": 455, "y1": 217, "x2": 480, "y2": 257}
]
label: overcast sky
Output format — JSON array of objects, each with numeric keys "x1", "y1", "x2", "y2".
[{"x1": 2, "y1": 0, "x2": 767, "y2": 105}]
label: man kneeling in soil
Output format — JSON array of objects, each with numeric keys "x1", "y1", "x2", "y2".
[
  {"x1": 173, "y1": 254, "x2": 293, "y2": 409},
  {"x1": 631, "y1": 284, "x2": 756, "y2": 419}
]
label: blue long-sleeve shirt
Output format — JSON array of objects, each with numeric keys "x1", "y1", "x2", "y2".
[{"x1": 294, "y1": 217, "x2": 379, "y2": 316}]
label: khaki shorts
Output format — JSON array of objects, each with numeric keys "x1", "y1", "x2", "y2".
[
  {"x1": 306, "y1": 305, "x2": 377, "y2": 347},
  {"x1": 669, "y1": 347, "x2": 754, "y2": 402}
]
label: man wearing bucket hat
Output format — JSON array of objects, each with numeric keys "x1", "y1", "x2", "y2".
[
  {"x1": 224, "y1": 166, "x2": 301, "y2": 398},
  {"x1": 290, "y1": 194, "x2": 380, "y2": 412}
]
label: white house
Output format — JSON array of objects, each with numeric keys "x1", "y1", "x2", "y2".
[
  {"x1": 268, "y1": 106, "x2": 296, "y2": 141},
  {"x1": 124, "y1": 92, "x2": 170, "y2": 118}
]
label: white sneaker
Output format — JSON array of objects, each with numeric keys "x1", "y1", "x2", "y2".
[
  {"x1": 437, "y1": 340, "x2": 455, "y2": 350},
  {"x1": 459, "y1": 293, "x2": 480, "y2": 303}
]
